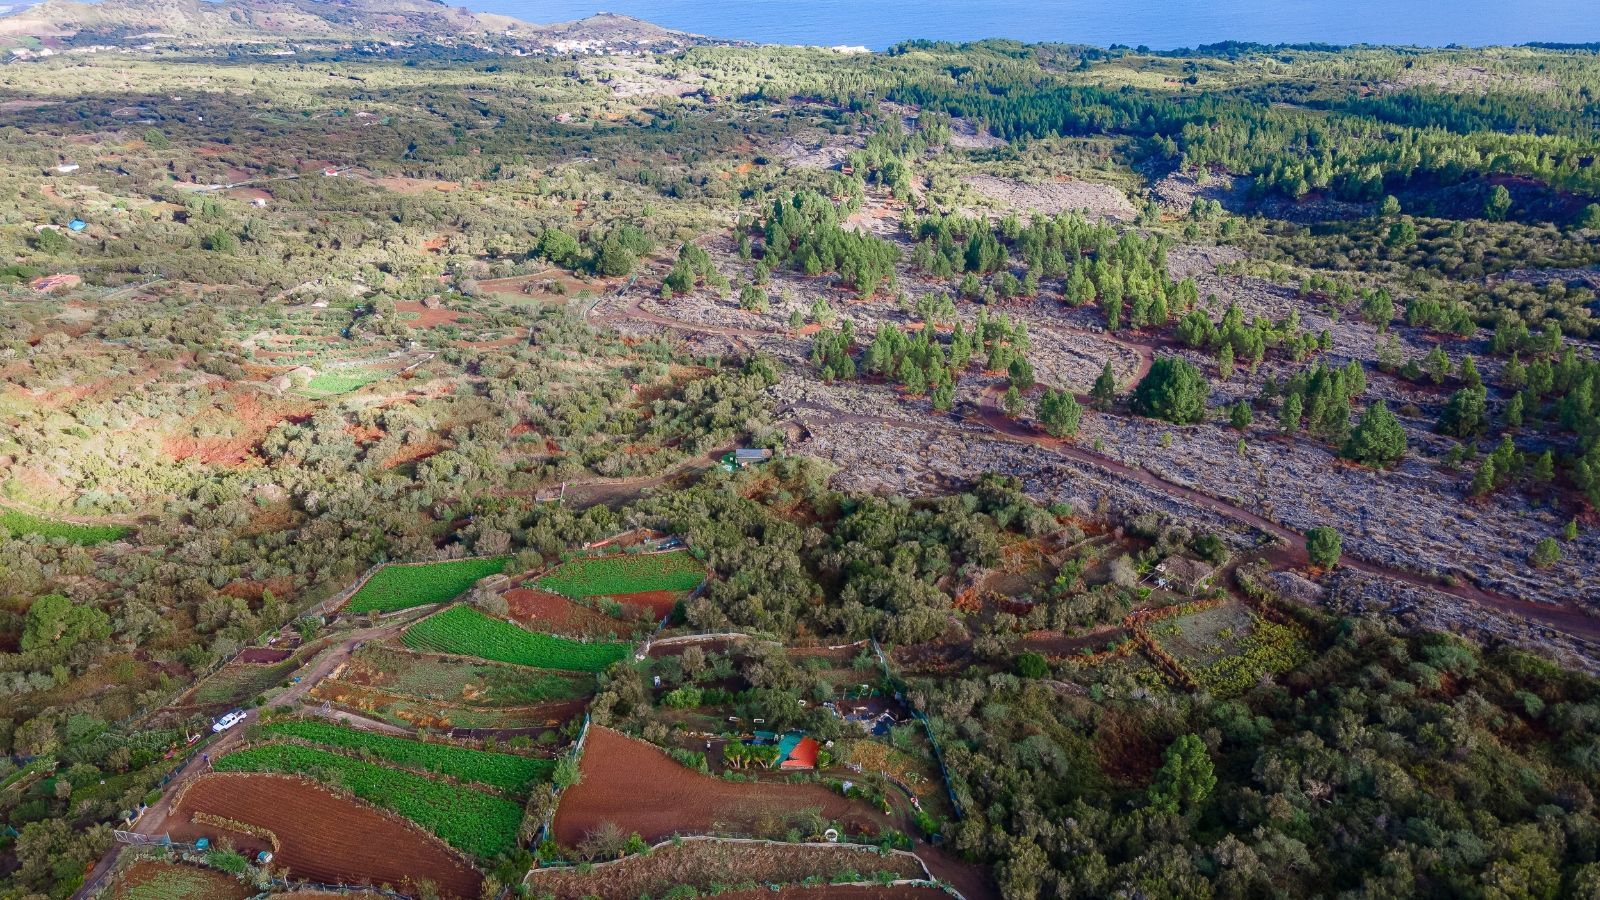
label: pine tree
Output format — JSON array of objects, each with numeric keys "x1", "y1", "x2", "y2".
[
  {"x1": 1280, "y1": 393, "x2": 1303, "y2": 435},
  {"x1": 1038, "y1": 389, "x2": 1083, "y2": 438},
  {"x1": 1229, "y1": 400, "x2": 1252, "y2": 431},
  {"x1": 1003, "y1": 385, "x2": 1023, "y2": 418},
  {"x1": 1090, "y1": 361, "x2": 1118, "y2": 411},
  {"x1": 1340, "y1": 401, "x2": 1407, "y2": 468}
]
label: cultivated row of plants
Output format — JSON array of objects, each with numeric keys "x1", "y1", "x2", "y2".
[
  {"x1": 258, "y1": 720, "x2": 552, "y2": 793},
  {"x1": 535, "y1": 550, "x2": 705, "y2": 599},
  {"x1": 346, "y1": 557, "x2": 512, "y2": 614},
  {"x1": 402, "y1": 605, "x2": 628, "y2": 673},
  {"x1": 213, "y1": 743, "x2": 523, "y2": 858}
]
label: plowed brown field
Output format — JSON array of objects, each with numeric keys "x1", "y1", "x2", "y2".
[
  {"x1": 554, "y1": 728, "x2": 890, "y2": 847},
  {"x1": 169, "y1": 773, "x2": 481, "y2": 899}
]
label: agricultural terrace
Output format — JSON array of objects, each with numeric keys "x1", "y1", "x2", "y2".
[
  {"x1": 1147, "y1": 601, "x2": 1313, "y2": 696},
  {"x1": 257, "y1": 720, "x2": 553, "y2": 792},
  {"x1": 294, "y1": 368, "x2": 387, "y2": 399},
  {"x1": 310, "y1": 645, "x2": 594, "y2": 730},
  {"x1": 107, "y1": 860, "x2": 251, "y2": 900},
  {"x1": 214, "y1": 741, "x2": 527, "y2": 857},
  {"x1": 553, "y1": 728, "x2": 892, "y2": 850},
  {"x1": 0, "y1": 506, "x2": 130, "y2": 545},
  {"x1": 536, "y1": 550, "x2": 705, "y2": 600},
  {"x1": 345, "y1": 557, "x2": 512, "y2": 614},
  {"x1": 169, "y1": 773, "x2": 482, "y2": 898},
  {"x1": 403, "y1": 605, "x2": 628, "y2": 673},
  {"x1": 524, "y1": 837, "x2": 926, "y2": 900}
]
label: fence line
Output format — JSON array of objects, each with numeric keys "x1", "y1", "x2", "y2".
[{"x1": 871, "y1": 639, "x2": 964, "y2": 821}]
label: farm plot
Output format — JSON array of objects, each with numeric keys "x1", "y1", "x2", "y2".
[
  {"x1": 108, "y1": 860, "x2": 252, "y2": 900},
  {"x1": 526, "y1": 837, "x2": 924, "y2": 899},
  {"x1": 0, "y1": 506, "x2": 129, "y2": 545},
  {"x1": 345, "y1": 557, "x2": 512, "y2": 614},
  {"x1": 1148, "y1": 601, "x2": 1312, "y2": 696},
  {"x1": 504, "y1": 586, "x2": 643, "y2": 638},
  {"x1": 334, "y1": 645, "x2": 594, "y2": 705},
  {"x1": 536, "y1": 550, "x2": 705, "y2": 601},
  {"x1": 403, "y1": 605, "x2": 628, "y2": 673},
  {"x1": 295, "y1": 368, "x2": 387, "y2": 400},
  {"x1": 257, "y1": 720, "x2": 553, "y2": 792},
  {"x1": 169, "y1": 773, "x2": 481, "y2": 899},
  {"x1": 309, "y1": 680, "x2": 584, "y2": 730},
  {"x1": 185, "y1": 655, "x2": 303, "y2": 709},
  {"x1": 212, "y1": 743, "x2": 525, "y2": 857},
  {"x1": 553, "y1": 727, "x2": 892, "y2": 849}
]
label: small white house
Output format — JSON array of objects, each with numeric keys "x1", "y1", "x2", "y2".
[{"x1": 53, "y1": 163, "x2": 80, "y2": 174}]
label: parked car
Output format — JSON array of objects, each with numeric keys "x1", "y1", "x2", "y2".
[{"x1": 211, "y1": 710, "x2": 246, "y2": 733}]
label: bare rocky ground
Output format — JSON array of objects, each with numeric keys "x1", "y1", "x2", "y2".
[
  {"x1": 1151, "y1": 170, "x2": 1250, "y2": 216},
  {"x1": 1492, "y1": 266, "x2": 1600, "y2": 290},
  {"x1": 1324, "y1": 568, "x2": 1600, "y2": 675},
  {"x1": 961, "y1": 174, "x2": 1137, "y2": 221},
  {"x1": 596, "y1": 195, "x2": 1598, "y2": 663}
]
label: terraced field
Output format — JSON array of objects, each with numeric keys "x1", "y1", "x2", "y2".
[
  {"x1": 536, "y1": 550, "x2": 705, "y2": 599},
  {"x1": 346, "y1": 557, "x2": 512, "y2": 614},
  {"x1": 402, "y1": 605, "x2": 628, "y2": 673}
]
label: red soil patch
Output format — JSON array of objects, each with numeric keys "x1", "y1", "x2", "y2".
[
  {"x1": 396, "y1": 301, "x2": 463, "y2": 328},
  {"x1": 384, "y1": 439, "x2": 446, "y2": 469},
  {"x1": 163, "y1": 391, "x2": 308, "y2": 468},
  {"x1": 170, "y1": 773, "x2": 481, "y2": 899},
  {"x1": 605, "y1": 589, "x2": 681, "y2": 618},
  {"x1": 504, "y1": 588, "x2": 630, "y2": 636},
  {"x1": 554, "y1": 728, "x2": 890, "y2": 848}
]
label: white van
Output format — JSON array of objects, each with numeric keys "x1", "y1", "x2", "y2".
[{"x1": 211, "y1": 710, "x2": 246, "y2": 733}]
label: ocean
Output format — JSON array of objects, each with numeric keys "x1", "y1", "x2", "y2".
[{"x1": 462, "y1": 0, "x2": 1600, "y2": 50}]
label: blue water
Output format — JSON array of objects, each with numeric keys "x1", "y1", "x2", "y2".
[{"x1": 463, "y1": 0, "x2": 1600, "y2": 50}]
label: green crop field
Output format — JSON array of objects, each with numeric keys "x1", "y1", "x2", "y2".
[
  {"x1": 403, "y1": 605, "x2": 628, "y2": 673},
  {"x1": 259, "y1": 720, "x2": 552, "y2": 793},
  {"x1": 346, "y1": 557, "x2": 512, "y2": 613},
  {"x1": 536, "y1": 550, "x2": 705, "y2": 598},
  {"x1": 295, "y1": 369, "x2": 385, "y2": 399},
  {"x1": 0, "y1": 507, "x2": 130, "y2": 545},
  {"x1": 213, "y1": 743, "x2": 523, "y2": 858}
]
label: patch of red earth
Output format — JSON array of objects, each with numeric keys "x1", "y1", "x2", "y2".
[
  {"x1": 604, "y1": 589, "x2": 682, "y2": 619},
  {"x1": 421, "y1": 235, "x2": 448, "y2": 253},
  {"x1": 226, "y1": 187, "x2": 271, "y2": 201},
  {"x1": 346, "y1": 423, "x2": 384, "y2": 444},
  {"x1": 504, "y1": 588, "x2": 630, "y2": 636},
  {"x1": 554, "y1": 727, "x2": 892, "y2": 848},
  {"x1": 383, "y1": 439, "x2": 446, "y2": 469},
  {"x1": 396, "y1": 300, "x2": 463, "y2": 328},
  {"x1": 163, "y1": 391, "x2": 310, "y2": 468},
  {"x1": 169, "y1": 773, "x2": 481, "y2": 899}
]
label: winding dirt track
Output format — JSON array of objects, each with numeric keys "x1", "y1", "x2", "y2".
[{"x1": 598, "y1": 290, "x2": 1600, "y2": 647}]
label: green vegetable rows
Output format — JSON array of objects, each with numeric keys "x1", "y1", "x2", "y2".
[
  {"x1": 346, "y1": 557, "x2": 511, "y2": 614},
  {"x1": 0, "y1": 507, "x2": 129, "y2": 545},
  {"x1": 214, "y1": 743, "x2": 523, "y2": 858},
  {"x1": 403, "y1": 605, "x2": 627, "y2": 672},
  {"x1": 259, "y1": 720, "x2": 552, "y2": 793},
  {"x1": 535, "y1": 550, "x2": 704, "y2": 598}
]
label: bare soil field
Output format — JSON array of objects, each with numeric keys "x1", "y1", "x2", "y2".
[
  {"x1": 553, "y1": 727, "x2": 891, "y2": 847},
  {"x1": 504, "y1": 586, "x2": 635, "y2": 637},
  {"x1": 525, "y1": 837, "x2": 924, "y2": 899},
  {"x1": 168, "y1": 773, "x2": 482, "y2": 899}
]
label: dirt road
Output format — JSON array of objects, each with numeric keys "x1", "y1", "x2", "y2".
[{"x1": 73, "y1": 617, "x2": 422, "y2": 899}]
